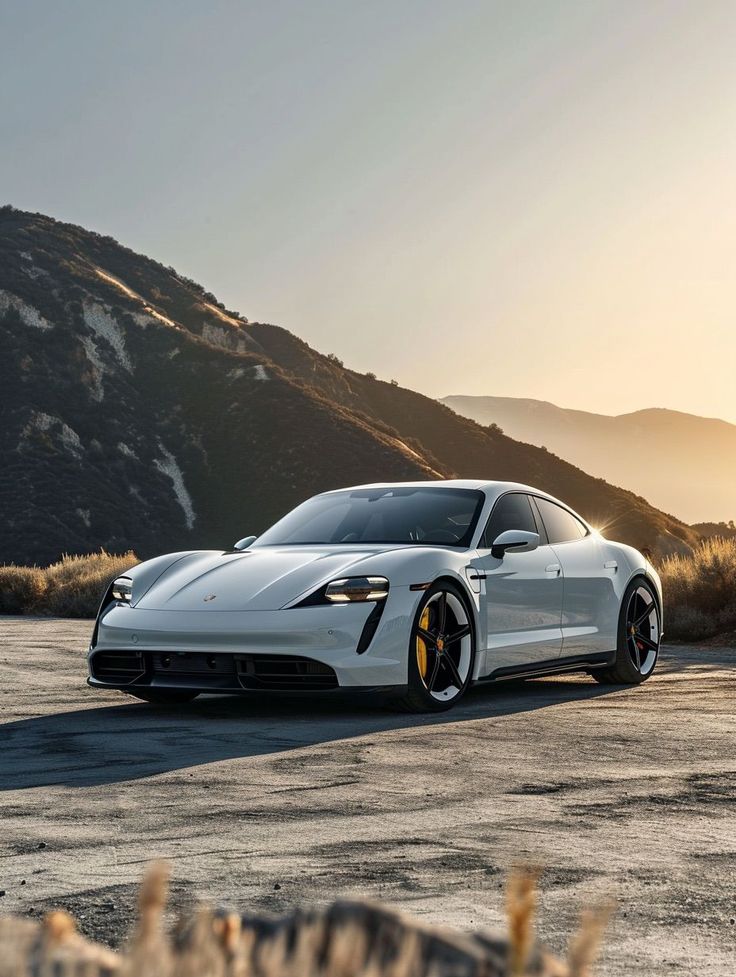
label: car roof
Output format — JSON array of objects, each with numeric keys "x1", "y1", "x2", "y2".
[{"x1": 323, "y1": 479, "x2": 553, "y2": 497}]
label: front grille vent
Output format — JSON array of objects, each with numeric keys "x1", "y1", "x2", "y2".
[{"x1": 237, "y1": 655, "x2": 338, "y2": 691}]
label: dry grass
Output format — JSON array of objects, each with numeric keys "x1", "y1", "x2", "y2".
[
  {"x1": 0, "y1": 863, "x2": 611, "y2": 977},
  {"x1": 566, "y1": 904, "x2": 614, "y2": 977},
  {"x1": 0, "y1": 565, "x2": 46, "y2": 614},
  {"x1": 0, "y1": 550, "x2": 137, "y2": 618},
  {"x1": 506, "y1": 868, "x2": 539, "y2": 976},
  {"x1": 659, "y1": 535, "x2": 736, "y2": 640}
]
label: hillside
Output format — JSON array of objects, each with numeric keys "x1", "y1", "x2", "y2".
[
  {"x1": 442, "y1": 395, "x2": 736, "y2": 524},
  {"x1": 0, "y1": 206, "x2": 697, "y2": 565},
  {"x1": 0, "y1": 208, "x2": 435, "y2": 565}
]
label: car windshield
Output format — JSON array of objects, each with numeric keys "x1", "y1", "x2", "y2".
[{"x1": 253, "y1": 487, "x2": 484, "y2": 547}]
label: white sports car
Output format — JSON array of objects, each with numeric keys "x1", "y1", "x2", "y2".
[{"x1": 88, "y1": 481, "x2": 663, "y2": 712}]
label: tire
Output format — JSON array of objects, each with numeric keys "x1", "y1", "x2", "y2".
[
  {"x1": 398, "y1": 580, "x2": 476, "y2": 712},
  {"x1": 593, "y1": 577, "x2": 661, "y2": 685},
  {"x1": 126, "y1": 689, "x2": 200, "y2": 704}
]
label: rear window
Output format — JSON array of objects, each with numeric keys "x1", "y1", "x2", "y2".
[{"x1": 534, "y1": 498, "x2": 588, "y2": 544}]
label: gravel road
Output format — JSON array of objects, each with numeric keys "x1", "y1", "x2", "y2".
[{"x1": 0, "y1": 618, "x2": 734, "y2": 974}]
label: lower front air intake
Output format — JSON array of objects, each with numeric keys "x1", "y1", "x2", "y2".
[{"x1": 236, "y1": 654, "x2": 339, "y2": 691}]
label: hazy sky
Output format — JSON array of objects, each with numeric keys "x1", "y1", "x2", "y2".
[{"x1": 2, "y1": 1, "x2": 735, "y2": 420}]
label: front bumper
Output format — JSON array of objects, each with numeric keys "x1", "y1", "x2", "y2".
[{"x1": 88, "y1": 596, "x2": 414, "y2": 693}]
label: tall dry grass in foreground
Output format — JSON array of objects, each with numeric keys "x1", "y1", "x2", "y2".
[
  {"x1": 0, "y1": 550, "x2": 137, "y2": 617},
  {"x1": 659, "y1": 535, "x2": 736, "y2": 640},
  {"x1": 0, "y1": 863, "x2": 611, "y2": 977}
]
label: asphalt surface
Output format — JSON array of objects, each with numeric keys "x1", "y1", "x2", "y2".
[{"x1": 0, "y1": 617, "x2": 734, "y2": 974}]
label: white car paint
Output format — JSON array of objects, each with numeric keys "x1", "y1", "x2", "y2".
[
  {"x1": 473, "y1": 544, "x2": 564, "y2": 671},
  {"x1": 88, "y1": 480, "x2": 663, "y2": 700}
]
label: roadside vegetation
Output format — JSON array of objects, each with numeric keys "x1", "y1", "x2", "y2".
[
  {"x1": 659, "y1": 535, "x2": 736, "y2": 641},
  {"x1": 0, "y1": 550, "x2": 137, "y2": 617}
]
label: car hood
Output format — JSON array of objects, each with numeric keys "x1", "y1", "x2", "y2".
[{"x1": 132, "y1": 545, "x2": 410, "y2": 611}]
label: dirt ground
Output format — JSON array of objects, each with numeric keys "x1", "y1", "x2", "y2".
[{"x1": 0, "y1": 618, "x2": 734, "y2": 975}]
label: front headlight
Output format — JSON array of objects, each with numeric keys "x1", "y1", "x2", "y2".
[
  {"x1": 325, "y1": 576, "x2": 389, "y2": 602},
  {"x1": 111, "y1": 576, "x2": 132, "y2": 603}
]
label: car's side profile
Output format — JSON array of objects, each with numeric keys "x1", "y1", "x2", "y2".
[{"x1": 88, "y1": 480, "x2": 663, "y2": 712}]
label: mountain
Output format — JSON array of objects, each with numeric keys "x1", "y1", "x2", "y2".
[
  {"x1": 442, "y1": 395, "x2": 736, "y2": 525},
  {"x1": 0, "y1": 206, "x2": 697, "y2": 565},
  {"x1": 0, "y1": 208, "x2": 436, "y2": 565}
]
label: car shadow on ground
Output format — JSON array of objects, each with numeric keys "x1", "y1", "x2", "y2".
[{"x1": 0, "y1": 676, "x2": 621, "y2": 790}]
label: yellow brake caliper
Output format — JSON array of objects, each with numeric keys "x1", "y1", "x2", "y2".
[{"x1": 416, "y1": 605, "x2": 430, "y2": 680}]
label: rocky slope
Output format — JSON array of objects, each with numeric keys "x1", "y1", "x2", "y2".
[
  {"x1": 0, "y1": 206, "x2": 697, "y2": 565},
  {"x1": 0, "y1": 208, "x2": 436, "y2": 565}
]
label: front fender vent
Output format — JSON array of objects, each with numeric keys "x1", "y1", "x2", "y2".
[{"x1": 356, "y1": 601, "x2": 386, "y2": 654}]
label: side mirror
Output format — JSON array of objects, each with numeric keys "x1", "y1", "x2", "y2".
[
  {"x1": 234, "y1": 535, "x2": 257, "y2": 550},
  {"x1": 491, "y1": 530, "x2": 539, "y2": 559}
]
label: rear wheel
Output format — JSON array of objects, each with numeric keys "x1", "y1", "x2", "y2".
[
  {"x1": 593, "y1": 578, "x2": 660, "y2": 685},
  {"x1": 126, "y1": 689, "x2": 200, "y2": 704},
  {"x1": 399, "y1": 581, "x2": 475, "y2": 712}
]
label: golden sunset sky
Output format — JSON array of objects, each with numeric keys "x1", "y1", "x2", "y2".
[{"x1": 2, "y1": 1, "x2": 735, "y2": 420}]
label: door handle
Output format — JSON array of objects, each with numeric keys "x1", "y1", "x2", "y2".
[
  {"x1": 545, "y1": 563, "x2": 561, "y2": 574},
  {"x1": 604, "y1": 560, "x2": 618, "y2": 570}
]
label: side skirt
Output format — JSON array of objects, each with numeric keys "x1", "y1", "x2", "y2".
[{"x1": 479, "y1": 650, "x2": 616, "y2": 684}]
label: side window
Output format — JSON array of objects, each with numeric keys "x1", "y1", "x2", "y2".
[
  {"x1": 534, "y1": 498, "x2": 588, "y2": 544},
  {"x1": 483, "y1": 493, "x2": 538, "y2": 546}
]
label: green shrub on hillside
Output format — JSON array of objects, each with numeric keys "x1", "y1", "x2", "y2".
[
  {"x1": 659, "y1": 536, "x2": 736, "y2": 640},
  {"x1": 0, "y1": 550, "x2": 137, "y2": 617}
]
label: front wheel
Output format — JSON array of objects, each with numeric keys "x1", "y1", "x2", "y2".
[
  {"x1": 126, "y1": 689, "x2": 200, "y2": 704},
  {"x1": 593, "y1": 578, "x2": 661, "y2": 685},
  {"x1": 399, "y1": 581, "x2": 476, "y2": 712}
]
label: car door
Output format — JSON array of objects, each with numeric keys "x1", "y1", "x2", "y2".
[
  {"x1": 471, "y1": 492, "x2": 563, "y2": 675},
  {"x1": 532, "y1": 497, "x2": 619, "y2": 657}
]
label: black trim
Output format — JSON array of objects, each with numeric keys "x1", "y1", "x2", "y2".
[
  {"x1": 482, "y1": 650, "x2": 616, "y2": 683},
  {"x1": 527, "y1": 496, "x2": 550, "y2": 545},
  {"x1": 293, "y1": 583, "x2": 331, "y2": 607}
]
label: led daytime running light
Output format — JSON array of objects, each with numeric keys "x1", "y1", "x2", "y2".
[{"x1": 325, "y1": 576, "x2": 389, "y2": 602}]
